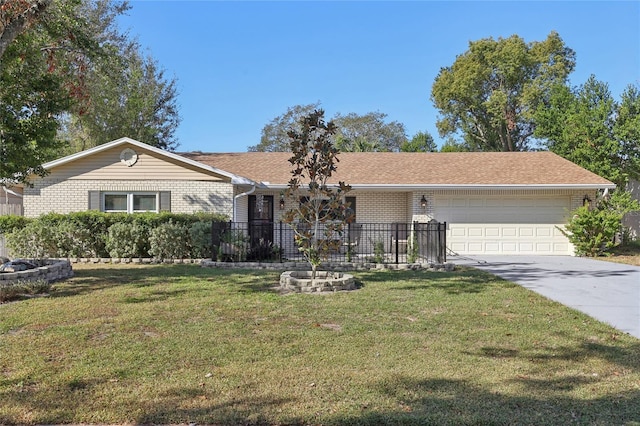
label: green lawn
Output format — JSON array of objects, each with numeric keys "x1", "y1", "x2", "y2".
[{"x1": 1, "y1": 264, "x2": 639, "y2": 425}]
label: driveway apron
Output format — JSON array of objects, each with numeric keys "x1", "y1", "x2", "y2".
[{"x1": 450, "y1": 255, "x2": 640, "y2": 339}]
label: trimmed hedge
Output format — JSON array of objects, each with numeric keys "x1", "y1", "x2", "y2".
[{"x1": 3, "y1": 211, "x2": 227, "y2": 259}]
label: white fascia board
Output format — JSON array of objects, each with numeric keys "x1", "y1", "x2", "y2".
[
  {"x1": 257, "y1": 183, "x2": 617, "y2": 191},
  {"x1": 42, "y1": 137, "x2": 257, "y2": 185}
]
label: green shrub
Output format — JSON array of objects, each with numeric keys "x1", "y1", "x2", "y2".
[
  {"x1": 5, "y1": 212, "x2": 228, "y2": 259},
  {"x1": 6, "y1": 221, "x2": 59, "y2": 258},
  {"x1": 149, "y1": 222, "x2": 191, "y2": 260},
  {"x1": 52, "y1": 221, "x2": 98, "y2": 257},
  {"x1": 105, "y1": 222, "x2": 148, "y2": 258},
  {"x1": 562, "y1": 190, "x2": 640, "y2": 256},
  {"x1": 0, "y1": 215, "x2": 30, "y2": 233},
  {"x1": 372, "y1": 239, "x2": 385, "y2": 263},
  {"x1": 189, "y1": 221, "x2": 212, "y2": 259}
]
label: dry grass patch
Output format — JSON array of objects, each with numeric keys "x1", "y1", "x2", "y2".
[{"x1": 0, "y1": 264, "x2": 638, "y2": 425}]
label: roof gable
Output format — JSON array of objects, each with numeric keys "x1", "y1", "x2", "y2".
[{"x1": 42, "y1": 137, "x2": 253, "y2": 184}]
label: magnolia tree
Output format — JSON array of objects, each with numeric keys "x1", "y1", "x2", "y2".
[{"x1": 282, "y1": 110, "x2": 352, "y2": 278}]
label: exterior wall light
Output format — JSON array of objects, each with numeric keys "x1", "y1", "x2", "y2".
[
  {"x1": 279, "y1": 195, "x2": 286, "y2": 210},
  {"x1": 583, "y1": 195, "x2": 591, "y2": 208},
  {"x1": 420, "y1": 195, "x2": 428, "y2": 209}
]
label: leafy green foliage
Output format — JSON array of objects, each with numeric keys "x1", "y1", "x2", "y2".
[
  {"x1": 5, "y1": 221, "x2": 57, "y2": 258},
  {"x1": 431, "y1": 31, "x2": 575, "y2": 151},
  {"x1": 249, "y1": 102, "x2": 321, "y2": 152},
  {"x1": 333, "y1": 111, "x2": 408, "y2": 152},
  {"x1": 105, "y1": 222, "x2": 147, "y2": 259},
  {"x1": 189, "y1": 221, "x2": 212, "y2": 259},
  {"x1": 61, "y1": 45, "x2": 181, "y2": 152},
  {"x1": 400, "y1": 131, "x2": 437, "y2": 152},
  {"x1": 0, "y1": 215, "x2": 30, "y2": 233},
  {"x1": 282, "y1": 109, "x2": 352, "y2": 277},
  {"x1": 149, "y1": 222, "x2": 191, "y2": 260},
  {"x1": 562, "y1": 190, "x2": 640, "y2": 256},
  {"x1": 535, "y1": 76, "x2": 640, "y2": 187},
  {"x1": 5, "y1": 211, "x2": 226, "y2": 259},
  {"x1": 249, "y1": 104, "x2": 409, "y2": 152}
]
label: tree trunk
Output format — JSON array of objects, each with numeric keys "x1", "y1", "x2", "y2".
[{"x1": 0, "y1": 0, "x2": 53, "y2": 60}]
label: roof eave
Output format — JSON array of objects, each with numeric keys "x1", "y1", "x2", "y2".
[{"x1": 257, "y1": 183, "x2": 617, "y2": 191}]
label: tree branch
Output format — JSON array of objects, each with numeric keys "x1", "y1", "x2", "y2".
[{"x1": 0, "y1": 0, "x2": 53, "y2": 60}]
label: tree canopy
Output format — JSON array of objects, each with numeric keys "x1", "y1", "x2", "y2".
[
  {"x1": 534, "y1": 76, "x2": 640, "y2": 188},
  {"x1": 249, "y1": 104, "x2": 408, "y2": 152},
  {"x1": 400, "y1": 131, "x2": 437, "y2": 152},
  {"x1": 0, "y1": 0, "x2": 181, "y2": 184},
  {"x1": 431, "y1": 31, "x2": 576, "y2": 152}
]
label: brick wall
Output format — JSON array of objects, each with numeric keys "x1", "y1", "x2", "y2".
[{"x1": 23, "y1": 179, "x2": 234, "y2": 217}]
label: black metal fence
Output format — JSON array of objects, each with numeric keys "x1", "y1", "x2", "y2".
[{"x1": 211, "y1": 221, "x2": 446, "y2": 264}]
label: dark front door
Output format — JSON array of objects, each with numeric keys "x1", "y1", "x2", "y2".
[{"x1": 248, "y1": 195, "x2": 274, "y2": 247}]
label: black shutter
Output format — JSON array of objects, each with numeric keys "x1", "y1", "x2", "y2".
[
  {"x1": 159, "y1": 191, "x2": 171, "y2": 212},
  {"x1": 88, "y1": 191, "x2": 100, "y2": 210}
]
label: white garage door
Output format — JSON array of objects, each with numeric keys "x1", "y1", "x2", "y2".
[{"x1": 434, "y1": 195, "x2": 572, "y2": 255}]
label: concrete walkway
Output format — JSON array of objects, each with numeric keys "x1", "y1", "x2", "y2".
[{"x1": 450, "y1": 255, "x2": 640, "y2": 339}]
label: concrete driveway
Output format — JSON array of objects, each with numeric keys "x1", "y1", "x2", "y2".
[{"x1": 450, "y1": 255, "x2": 640, "y2": 339}]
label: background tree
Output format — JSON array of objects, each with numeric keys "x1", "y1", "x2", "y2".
[
  {"x1": 332, "y1": 111, "x2": 407, "y2": 152},
  {"x1": 534, "y1": 76, "x2": 640, "y2": 188},
  {"x1": 248, "y1": 102, "x2": 321, "y2": 152},
  {"x1": 431, "y1": 31, "x2": 575, "y2": 152},
  {"x1": 0, "y1": 0, "x2": 53, "y2": 59},
  {"x1": 250, "y1": 105, "x2": 408, "y2": 152},
  {"x1": 59, "y1": 1, "x2": 180, "y2": 152},
  {"x1": 61, "y1": 45, "x2": 180, "y2": 153},
  {"x1": 0, "y1": 0, "x2": 100, "y2": 183},
  {"x1": 439, "y1": 138, "x2": 471, "y2": 152},
  {"x1": 400, "y1": 131, "x2": 437, "y2": 152},
  {"x1": 282, "y1": 109, "x2": 351, "y2": 279}
]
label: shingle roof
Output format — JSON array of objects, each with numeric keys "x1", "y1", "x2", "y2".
[{"x1": 180, "y1": 151, "x2": 615, "y2": 189}]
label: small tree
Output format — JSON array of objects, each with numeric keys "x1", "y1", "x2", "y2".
[
  {"x1": 282, "y1": 110, "x2": 352, "y2": 279},
  {"x1": 562, "y1": 190, "x2": 640, "y2": 256}
]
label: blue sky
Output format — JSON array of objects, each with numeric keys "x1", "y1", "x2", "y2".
[{"x1": 119, "y1": 1, "x2": 640, "y2": 152}]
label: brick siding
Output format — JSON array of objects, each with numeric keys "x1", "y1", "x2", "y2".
[{"x1": 23, "y1": 179, "x2": 234, "y2": 218}]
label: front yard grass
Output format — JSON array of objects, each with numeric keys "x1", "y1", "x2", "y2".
[{"x1": 1, "y1": 264, "x2": 639, "y2": 425}]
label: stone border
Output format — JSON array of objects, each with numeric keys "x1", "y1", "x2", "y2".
[
  {"x1": 0, "y1": 259, "x2": 74, "y2": 286},
  {"x1": 40, "y1": 257, "x2": 456, "y2": 272},
  {"x1": 280, "y1": 271, "x2": 356, "y2": 293},
  {"x1": 202, "y1": 260, "x2": 456, "y2": 272}
]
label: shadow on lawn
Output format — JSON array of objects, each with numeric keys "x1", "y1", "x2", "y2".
[
  {"x1": 317, "y1": 377, "x2": 640, "y2": 426},
  {"x1": 355, "y1": 267, "x2": 506, "y2": 295},
  {"x1": 51, "y1": 265, "x2": 281, "y2": 299}
]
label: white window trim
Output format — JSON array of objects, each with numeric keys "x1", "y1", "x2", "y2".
[{"x1": 102, "y1": 192, "x2": 159, "y2": 213}]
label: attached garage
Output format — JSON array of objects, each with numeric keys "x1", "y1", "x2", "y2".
[{"x1": 434, "y1": 194, "x2": 573, "y2": 255}]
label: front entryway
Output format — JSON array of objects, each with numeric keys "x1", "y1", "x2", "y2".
[{"x1": 248, "y1": 194, "x2": 274, "y2": 246}]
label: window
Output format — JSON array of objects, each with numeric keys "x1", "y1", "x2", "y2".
[{"x1": 103, "y1": 192, "x2": 159, "y2": 213}]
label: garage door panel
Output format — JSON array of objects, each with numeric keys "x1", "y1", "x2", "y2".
[
  {"x1": 536, "y1": 228, "x2": 552, "y2": 237},
  {"x1": 435, "y1": 195, "x2": 572, "y2": 255},
  {"x1": 519, "y1": 227, "x2": 534, "y2": 237},
  {"x1": 485, "y1": 227, "x2": 500, "y2": 237}
]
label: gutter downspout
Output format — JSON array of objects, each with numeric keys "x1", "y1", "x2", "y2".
[
  {"x1": 233, "y1": 184, "x2": 256, "y2": 222},
  {"x1": 1, "y1": 186, "x2": 23, "y2": 204}
]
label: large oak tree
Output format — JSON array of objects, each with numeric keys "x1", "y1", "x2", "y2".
[{"x1": 431, "y1": 31, "x2": 575, "y2": 151}]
